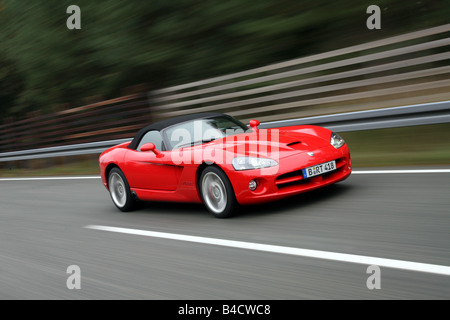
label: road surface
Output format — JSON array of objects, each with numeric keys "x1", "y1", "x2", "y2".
[{"x1": 0, "y1": 169, "x2": 449, "y2": 299}]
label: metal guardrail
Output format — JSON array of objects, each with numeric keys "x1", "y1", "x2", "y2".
[
  {"x1": 1, "y1": 101, "x2": 449, "y2": 162},
  {"x1": 151, "y1": 24, "x2": 450, "y2": 123},
  {"x1": 0, "y1": 139, "x2": 131, "y2": 162},
  {"x1": 260, "y1": 100, "x2": 450, "y2": 132}
]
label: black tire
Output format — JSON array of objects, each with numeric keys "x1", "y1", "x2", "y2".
[
  {"x1": 199, "y1": 166, "x2": 236, "y2": 218},
  {"x1": 108, "y1": 167, "x2": 136, "y2": 212}
]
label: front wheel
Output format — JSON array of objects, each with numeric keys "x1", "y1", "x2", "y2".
[
  {"x1": 200, "y1": 166, "x2": 236, "y2": 218},
  {"x1": 108, "y1": 167, "x2": 136, "y2": 212}
]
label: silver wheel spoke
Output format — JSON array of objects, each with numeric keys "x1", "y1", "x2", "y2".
[
  {"x1": 109, "y1": 172, "x2": 127, "y2": 207},
  {"x1": 202, "y1": 172, "x2": 227, "y2": 214}
]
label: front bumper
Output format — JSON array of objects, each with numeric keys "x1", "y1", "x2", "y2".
[{"x1": 229, "y1": 144, "x2": 352, "y2": 205}]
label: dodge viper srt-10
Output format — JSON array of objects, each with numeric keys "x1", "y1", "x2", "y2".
[{"x1": 99, "y1": 112, "x2": 351, "y2": 218}]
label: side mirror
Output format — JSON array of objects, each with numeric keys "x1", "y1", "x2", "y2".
[
  {"x1": 249, "y1": 119, "x2": 260, "y2": 132},
  {"x1": 141, "y1": 143, "x2": 161, "y2": 156}
]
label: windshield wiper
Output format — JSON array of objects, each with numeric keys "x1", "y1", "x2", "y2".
[{"x1": 177, "y1": 138, "x2": 217, "y2": 149}]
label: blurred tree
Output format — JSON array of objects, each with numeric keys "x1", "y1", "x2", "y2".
[
  {"x1": 0, "y1": 0, "x2": 448, "y2": 121},
  {"x1": 0, "y1": 54, "x2": 24, "y2": 119}
]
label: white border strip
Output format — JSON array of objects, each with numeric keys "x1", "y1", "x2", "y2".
[{"x1": 85, "y1": 225, "x2": 450, "y2": 276}]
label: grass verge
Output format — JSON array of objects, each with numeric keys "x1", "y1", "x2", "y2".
[{"x1": 340, "y1": 123, "x2": 450, "y2": 167}]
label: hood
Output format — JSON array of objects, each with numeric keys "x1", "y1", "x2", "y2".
[{"x1": 202, "y1": 129, "x2": 330, "y2": 159}]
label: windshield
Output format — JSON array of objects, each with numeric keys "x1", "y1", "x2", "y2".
[{"x1": 163, "y1": 116, "x2": 249, "y2": 150}]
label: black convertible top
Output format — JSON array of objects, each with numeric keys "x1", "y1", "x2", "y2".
[{"x1": 128, "y1": 112, "x2": 225, "y2": 150}]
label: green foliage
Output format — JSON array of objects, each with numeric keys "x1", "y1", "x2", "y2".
[
  {"x1": 0, "y1": 54, "x2": 24, "y2": 118},
  {"x1": 0, "y1": 0, "x2": 448, "y2": 120}
]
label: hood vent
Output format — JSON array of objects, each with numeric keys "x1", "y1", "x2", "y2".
[{"x1": 286, "y1": 141, "x2": 301, "y2": 147}]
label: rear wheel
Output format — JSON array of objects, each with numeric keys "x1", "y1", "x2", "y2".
[
  {"x1": 108, "y1": 167, "x2": 135, "y2": 212},
  {"x1": 200, "y1": 166, "x2": 236, "y2": 218}
]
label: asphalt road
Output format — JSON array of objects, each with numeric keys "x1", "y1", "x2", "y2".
[{"x1": 0, "y1": 169, "x2": 449, "y2": 299}]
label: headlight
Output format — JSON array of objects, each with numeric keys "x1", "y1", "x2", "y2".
[
  {"x1": 330, "y1": 132, "x2": 345, "y2": 149},
  {"x1": 232, "y1": 157, "x2": 278, "y2": 171}
]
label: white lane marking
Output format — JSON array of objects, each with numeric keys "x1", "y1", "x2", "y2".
[
  {"x1": 85, "y1": 225, "x2": 450, "y2": 276},
  {"x1": 0, "y1": 176, "x2": 101, "y2": 181},
  {"x1": 352, "y1": 169, "x2": 450, "y2": 174}
]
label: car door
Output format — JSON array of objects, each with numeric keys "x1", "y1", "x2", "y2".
[{"x1": 124, "y1": 130, "x2": 178, "y2": 191}]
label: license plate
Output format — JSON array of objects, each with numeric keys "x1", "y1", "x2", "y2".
[{"x1": 302, "y1": 160, "x2": 336, "y2": 178}]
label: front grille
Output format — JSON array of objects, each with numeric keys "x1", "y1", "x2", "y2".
[
  {"x1": 277, "y1": 169, "x2": 303, "y2": 181},
  {"x1": 275, "y1": 157, "x2": 347, "y2": 189},
  {"x1": 276, "y1": 177, "x2": 310, "y2": 189}
]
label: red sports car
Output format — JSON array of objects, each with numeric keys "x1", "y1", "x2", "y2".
[{"x1": 99, "y1": 112, "x2": 351, "y2": 218}]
